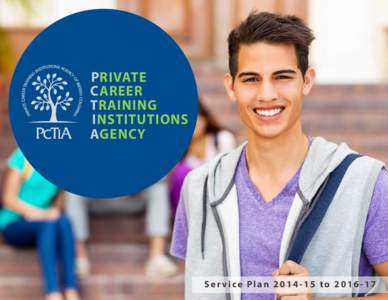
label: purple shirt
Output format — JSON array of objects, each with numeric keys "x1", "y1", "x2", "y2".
[
  {"x1": 170, "y1": 148, "x2": 388, "y2": 297},
  {"x1": 236, "y1": 148, "x2": 299, "y2": 300},
  {"x1": 169, "y1": 161, "x2": 193, "y2": 216}
]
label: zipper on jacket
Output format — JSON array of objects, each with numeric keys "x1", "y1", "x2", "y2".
[
  {"x1": 211, "y1": 205, "x2": 232, "y2": 300},
  {"x1": 201, "y1": 176, "x2": 209, "y2": 259}
]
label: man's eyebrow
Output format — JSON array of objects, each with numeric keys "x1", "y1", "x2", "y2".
[
  {"x1": 237, "y1": 72, "x2": 259, "y2": 78},
  {"x1": 273, "y1": 69, "x2": 297, "y2": 75},
  {"x1": 237, "y1": 69, "x2": 297, "y2": 78}
]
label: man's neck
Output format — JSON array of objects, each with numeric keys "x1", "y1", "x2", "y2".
[{"x1": 246, "y1": 127, "x2": 309, "y2": 179}]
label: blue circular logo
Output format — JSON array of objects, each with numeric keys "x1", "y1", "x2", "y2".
[{"x1": 9, "y1": 9, "x2": 198, "y2": 198}]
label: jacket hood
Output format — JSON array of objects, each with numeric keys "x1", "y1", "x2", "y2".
[
  {"x1": 298, "y1": 137, "x2": 356, "y2": 201},
  {"x1": 206, "y1": 137, "x2": 356, "y2": 204}
]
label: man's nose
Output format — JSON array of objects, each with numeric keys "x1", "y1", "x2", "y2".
[{"x1": 257, "y1": 80, "x2": 277, "y2": 102}]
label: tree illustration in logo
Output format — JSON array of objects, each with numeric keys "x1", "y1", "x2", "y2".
[{"x1": 31, "y1": 73, "x2": 73, "y2": 122}]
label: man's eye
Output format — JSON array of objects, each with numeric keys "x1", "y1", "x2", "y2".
[
  {"x1": 243, "y1": 77, "x2": 258, "y2": 82},
  {"x1": 275, "y1": 75, "x2": 291, "y2": 80}
]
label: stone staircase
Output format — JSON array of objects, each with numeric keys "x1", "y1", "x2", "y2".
[{"x1": 0, "y1": 214, "x2": 184, "y2": 300}]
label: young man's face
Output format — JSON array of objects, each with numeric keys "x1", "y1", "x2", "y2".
[{"x1": 224, "y1": 42, "x2": 315, "y2": 140}]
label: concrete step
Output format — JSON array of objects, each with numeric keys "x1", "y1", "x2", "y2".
[
  {"x1": 89, "y1": 214, "x2": 149, "y2": 244},
  {"x1": 0, "y1": 243, "x2": 184, "y2": 300},
  {"x1": 0, "y1": 213, "x2": 154, "y2": 245}
]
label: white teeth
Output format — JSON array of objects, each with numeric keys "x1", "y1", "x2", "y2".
[{"x1": 255, "y1": 107, "x2": 283, "y2": 117}]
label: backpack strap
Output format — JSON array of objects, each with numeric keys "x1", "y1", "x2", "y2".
[{"x1": 286, "y1": 153, "x2": 362, "y2": 263}]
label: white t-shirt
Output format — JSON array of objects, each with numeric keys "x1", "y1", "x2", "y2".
[{"x1": 185, "y1": 130, "x2": 236, "y2": 168}]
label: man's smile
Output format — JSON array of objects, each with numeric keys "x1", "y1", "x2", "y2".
[{"x1": 253, "y1": 105, "x2": 285, "y2": 118}]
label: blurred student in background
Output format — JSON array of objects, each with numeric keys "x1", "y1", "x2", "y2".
[
  {"x1": 65, "y1": 178, "x2": 177, "y2": 279},
  {"x1": 143, "y1": 179, "x2": 177, "y2": 277},
  {"x1": 64, "y1": 192, "x2": 91, "y2": 278},
  {"x1": 0, "y1": 149, "x2": 79, "y2": 300},
  {"x1": 169, "y1": 100, "x2": 236, "y2": 216}
]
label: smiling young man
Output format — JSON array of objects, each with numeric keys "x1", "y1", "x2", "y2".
[{"x1": 170, "y1": 12, "x2": 388, "y2": 300}]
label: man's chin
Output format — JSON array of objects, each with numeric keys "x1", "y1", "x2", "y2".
[{"x1": 250, "y1": 126, "x2": 287, "y2": 140}]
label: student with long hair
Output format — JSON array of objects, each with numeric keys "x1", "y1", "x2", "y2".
[
  {"x1": 169, "y1": 100, "x2": 236, "y2": 215},
  {"x1": 0, "y1": 148, "x2": 79, "y2": 300}
]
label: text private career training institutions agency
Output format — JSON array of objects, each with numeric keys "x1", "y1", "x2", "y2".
[{"x1": 89, "y1": 71, "x2": 189, "y2": 140}]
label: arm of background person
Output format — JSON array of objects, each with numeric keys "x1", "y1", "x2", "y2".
[
  {"x1": 170, "y1": 193, "x2": 188, "y2": 260},
  {"x1": 3, "y1": 168, "x2": 59, "y2": 221},
  {"x1": 52, "y1": 190, "x2": 64, "y2": 211}
]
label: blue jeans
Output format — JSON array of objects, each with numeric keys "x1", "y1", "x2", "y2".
[{"x1": 2, "y1": 214, "x2": 77, "y2": 294}]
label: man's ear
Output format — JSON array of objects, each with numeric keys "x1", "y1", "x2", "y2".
[
  {"x1": 302, "y1": 67, "x2": 315, "y2": 96},
  {"x1": 224, "y1": 73, "x2": 236, "y2": 102}
]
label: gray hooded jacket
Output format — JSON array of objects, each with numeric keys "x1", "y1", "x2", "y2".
[{"x1": 181, "y1": 137, "x2": 385, "y2": 299}]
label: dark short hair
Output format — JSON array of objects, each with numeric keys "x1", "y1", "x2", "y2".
[{"x1": 228, "y1": 12, "x2": 315, "y2": 78}]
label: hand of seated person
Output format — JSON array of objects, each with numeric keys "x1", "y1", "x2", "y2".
[{"x1": 25, "y1": 207, "x2": 60, "y2": 221}]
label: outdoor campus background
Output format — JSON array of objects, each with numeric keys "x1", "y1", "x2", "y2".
[{"x1": 0, "y1": 1, "x2": 387, "y2": 299}]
